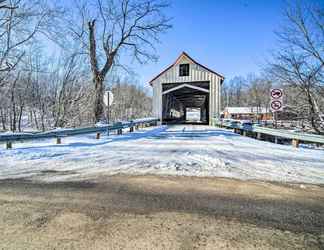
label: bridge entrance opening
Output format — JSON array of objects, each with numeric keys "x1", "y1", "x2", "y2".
[
  {"x1": 186, "y1": 108, "x2": 201, "y2": 122},
  {"x1": 162, "y1": 82, "x2": 209, "y2": 124}
]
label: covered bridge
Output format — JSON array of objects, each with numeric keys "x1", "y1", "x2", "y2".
[{"x1": 150, "y1": 52, "x2": 224, "y2": 125}]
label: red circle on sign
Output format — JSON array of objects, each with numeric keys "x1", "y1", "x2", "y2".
[
  {"x1": 271, "y1": 100, "x2": 282, "y2": 111},
  {"x1": 271, "y1": 89, "x2": 283, "y2": 99}
]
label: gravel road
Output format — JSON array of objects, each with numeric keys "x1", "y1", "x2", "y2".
[{"x1": 0, "y1": 175, "x2": 324, "y2": 249}]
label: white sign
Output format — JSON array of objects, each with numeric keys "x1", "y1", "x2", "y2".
[
  {"x1": 270, "y1": 88, "x2": 284, "y2": 112},
  {"x1": 103, "y1": 91, "x2": 114, "y2": 106},
  {"x1": 270, "y1": 100, "x2": 283, "y2": 111},
  {"x1": 270, "y1": 88, "x2": 283, "y2": 99}
]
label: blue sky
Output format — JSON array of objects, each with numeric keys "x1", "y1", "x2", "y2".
[{"x1": 132, "y1": 0, "x2": 290, "y2": 89}]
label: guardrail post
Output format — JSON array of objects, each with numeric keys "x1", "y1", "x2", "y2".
[
  {"x1": 243, "y1": 130, "x2": 247, "y2": 137},
  {"x1": 6, "y1": 141, "x2": 12, "y2": 149},
  {"x1": 130, "y1": 126, "x2": 134, "y2": 132},
  {"x1": 257, "y1": 133, "x2": 262, "y2": 140},
  {"x1": 292, "y1": 139, "x2": 300, "y2": 148},
  {"x1": 274, "y1": 137, "x2": 278, "y2": 144},
  {"x1": 117, "y1": 129, "x2": 122, "y2": 135},
  {"x1": 96, "y1": 132, "x2": 101, "y2": 139},
  {"x1": 56, "y1": 137, "x2": 61, "y2": 144}
]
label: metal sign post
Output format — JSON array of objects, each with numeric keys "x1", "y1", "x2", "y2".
[
  {"x1": 270, "y1": 88, "x2": 284, "y2": 129},
  {"x1": 274, "y1": 110, "x2": 278, "y2": 129},
  {"x1": 103, "y1": 91, "x2": 114, "y2": 136}
]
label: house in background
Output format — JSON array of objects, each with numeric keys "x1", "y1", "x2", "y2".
[{"x1": 222, "y1": 107, "x2": 272, "y2": 121}]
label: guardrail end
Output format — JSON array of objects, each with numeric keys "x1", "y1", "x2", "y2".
[{"x1": 96, "y1": 132, "x2": 101, "y2": 139}]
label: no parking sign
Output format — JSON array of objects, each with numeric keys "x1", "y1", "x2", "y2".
[{"x1": 270, "y1": 89, "x2": 283, "y2": 112}]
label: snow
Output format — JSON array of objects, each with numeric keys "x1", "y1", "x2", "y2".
[
  {"x1": 1, "y1": 125, "x2": 324, "y2": 184},
  {"x1": 132, "y1": 117, "x2": 157, "y2": 122},
  {"x1": 186, "y1": 111, "x2": 201, "y2": 121},
  {"x1": 46, "y1": 127, "x2": 74, "y2": 132},
  {"x1": 0, "y1": 131, "x2": 34, "y2": 135},
  {"x1": 95, "y1": 122, "x2": 109, "y2": 127},
  {"x1": 224, "y1": 107, "x2": 269, "y2": 114}
]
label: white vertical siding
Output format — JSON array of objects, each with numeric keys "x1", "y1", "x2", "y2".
[{"x1": 151, "y1": 56, "x2": 223, "y2": 124}]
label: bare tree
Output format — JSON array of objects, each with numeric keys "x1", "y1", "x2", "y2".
[
  {"x1": 0, "y1": 0, "x2": 17, "y2": 10},
  {"x1": 0, "y1": 0, "x2": 168, "y2": 132},
  {"x1": 222, "y1": 76, "x2": 248, "y2": 107},
  {"x1": 110, "y1": 77, "x2": 152, "y2": 121},
  {"x1": 52, "y1": 53, "x2": 89, "y2": 127},
  {"x1": 63, "y1": 0, "x2": 171, "y2": 123},
  {"x1": 0, "y1": 0, "x2": 58, "y2": 88},
  {"x1": 268, "y1": 1, "x2": 324, "y2": 134}
]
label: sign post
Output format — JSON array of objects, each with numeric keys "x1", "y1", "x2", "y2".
[
  {"x1": 103, "y1": 91, "x2": 114, "y2": 136},
  {"x1": 270, "y1": 88, "x2": 284, "y2": 129}
]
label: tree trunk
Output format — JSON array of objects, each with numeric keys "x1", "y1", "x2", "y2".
[
  {"x1": 18, "y1": 104, "x2": 24, "y2": 132},
  {"x1": 0, "y1": 108, "x2": 6, "y2": 130},
  {"x1": 93, "y1": 76, "x2": 104, "y2": 123},
  {"x1": 88, "y1": 20, "x2": 104, "y2": 123},
  {"x1": 41, "y1": 103, "x2": 45, "y2": 132},
  {"x1": 306, "y1": 89, "x2": 322, "y2": 135},
  {"x1": 88, "y1": 20, "x2": 115, "y2": 123},
  {"x1": 11, "y1": 90, "x2": 16, "y2": 132},
  {"x1": 33, "y1": 110, "x2": 39, "y2": 130}
]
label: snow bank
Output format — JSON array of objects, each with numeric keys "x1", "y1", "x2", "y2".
[
  {"x1": 132, "y1": 117, "x2": 157, "y2": 123},
  {"x1": 0, "y1": 131, "x2": 35, "y2": 136},
  {"x1": 95, "y1": 122, "x2": 109, "y2": 127},
  {"x1": 1, "y1": 125, "x2": 324, "y2": 184}
]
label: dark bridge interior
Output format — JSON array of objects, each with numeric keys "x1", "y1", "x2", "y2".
[{"x1": 162, "y1": 82, "x2": 209, "y2": 124}]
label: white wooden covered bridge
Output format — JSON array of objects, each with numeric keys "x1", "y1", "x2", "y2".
[{"x1": 150, "y1": 52, "x2": 224, "y2": 125}]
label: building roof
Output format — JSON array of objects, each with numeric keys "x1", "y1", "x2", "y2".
[
  {"x1": 149, "y1": 51, "x2": 225, "y2": 85},
  {"x1": 224, "y1": 107, "x2": 270, "y2": 114}
]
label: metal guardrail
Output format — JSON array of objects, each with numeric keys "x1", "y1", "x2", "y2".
[
  {"x1": 0, "y1": 118, "x2": 159, "y2": 148},
  {"x1": 212, "y1": 118, "x2": 324, "y2": 145}
]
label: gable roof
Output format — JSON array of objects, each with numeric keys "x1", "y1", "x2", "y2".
[{"x1": 149, "y1": 51, "x2": 225, "y2": 85}]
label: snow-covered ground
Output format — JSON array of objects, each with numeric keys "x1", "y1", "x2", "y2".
[{"x1": 1, "y1": 125, "x2": 324, "y2": 184}]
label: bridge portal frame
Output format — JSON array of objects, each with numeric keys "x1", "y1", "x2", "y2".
[{"x1": 149, "y1": 52, "x2": 224, "y2": 125}]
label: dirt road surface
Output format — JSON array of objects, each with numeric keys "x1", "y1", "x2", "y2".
[{"x1": 0, "y1": 175, "x2": 324, "y2": 249}]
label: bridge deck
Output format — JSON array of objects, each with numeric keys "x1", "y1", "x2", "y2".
[{"x1": 1, "y1": 125, "x2": 324, "y2": 184}]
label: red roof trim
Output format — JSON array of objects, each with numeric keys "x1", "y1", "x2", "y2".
[{"x1": 149, "y1": 51, "x2": 225, "y2": 85}]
